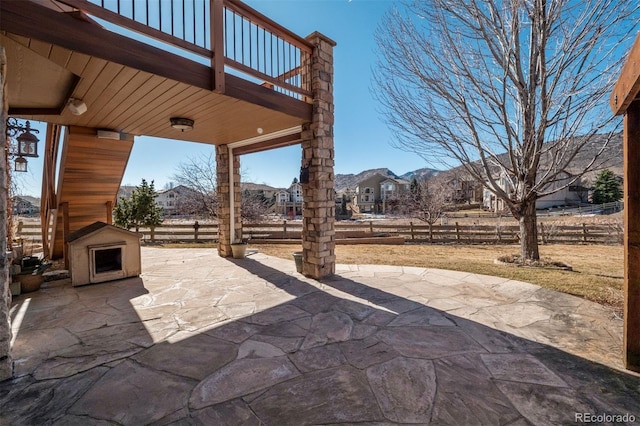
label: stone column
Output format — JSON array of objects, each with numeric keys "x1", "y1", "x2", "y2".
[
  {"x1": 216, "y1": 145, "x2": 242, "y2": 257},
  {"x1": 301, "y1": 32, "x2": 337, "y2": 279},
  {"x1": 0, "y1": 47, "x2": 13, "y2": 380}
]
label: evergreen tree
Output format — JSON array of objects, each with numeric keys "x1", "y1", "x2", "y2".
[
  {"x1": 592, "y1": 169, "x2": 622, "y2": 204},
  {"x1": 113, "y1": 179, "x2": 163, "y2": 231}
]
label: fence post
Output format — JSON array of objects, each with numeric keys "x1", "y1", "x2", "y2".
[
  {"x1": 410, "y1": 221, "x2": 415, "y2": 240},
  {"x1": 539, "y1": 222, "x2": 546, "y2": 244},
  {"x1": 455, "y1": 222, "x2": 460, "y2": 241},
  {"x1": 283, "y1": 220, "x2": 287, "y2": 236},
  {"x1": 194, "y1": 221, "x2": 200, "y2": 241},
  {"x1": 429, "y1": 223, "x2": 433, "y2": 242},
  {"x1": 496, "y1": 224, "x2": 501, "y2": 242},
  {"x1": 369, "y1": 221, "x2": 373, "y2": 233},
  {"x1": 582, "y1": 223, "x2": 587, "y2": 243},
  {"x1": 150, "y1": 226, "x2": 155, "y2": 243}
]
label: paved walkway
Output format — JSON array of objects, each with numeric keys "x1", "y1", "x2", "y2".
[{"x1": 2, "y1": 247, "x2": 639, "y2": 425}]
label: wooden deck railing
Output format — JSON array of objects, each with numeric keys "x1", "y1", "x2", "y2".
[
  {"x1": 16, "y1": 220, "x2": 624, "y2": 246},
  {"x1": 58, "y1": 0, "x2": 312, "y2": 100}
]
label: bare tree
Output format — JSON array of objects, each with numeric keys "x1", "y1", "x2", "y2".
[
  {"x1": 375, "y1": 0, "x2": 638, "y2": 260},
  {"x1": 241, "y1": 189, "x2": 271, "y2": 223},
  {"x1": 405, "y1": 178, "x2": 448, "y2": 241},
  {"x1": 172, "y1": 152, "x2": 270, "y2": 221},
  {"x1": 171, "y1": 152, "x2": 218, "y2": 218}
]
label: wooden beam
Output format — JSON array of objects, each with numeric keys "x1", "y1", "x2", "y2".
[
  {"x1": 611, "y1": 35, "x2": 640, "y2": 116},
  {"x1": 234, "y1": 133, "x2": 302, "y2": 155},
  {"x1": 225, "y1": 73, "x2": 312, "y2": 121},
  {"x1": 0, "y1": 0, "x2": 213, "y2": 91},
  {"x1": 624, "y1": 101, "x2": 640, "y2": 372},
  {"x1": 8, "y1": 107, "x2": 62, "y2": 116}
]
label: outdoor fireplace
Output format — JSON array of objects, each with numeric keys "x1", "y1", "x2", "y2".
[{"x1": 67, "y1": 222, "x2": 141, "y2": 286}]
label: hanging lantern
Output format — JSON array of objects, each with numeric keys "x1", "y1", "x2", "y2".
[
  {"x1": 16, "y1": 121, "x2": 39, "y2": 158},
  {"x1": 14, "y1": 157, "x2": 27, "y2": 172}
]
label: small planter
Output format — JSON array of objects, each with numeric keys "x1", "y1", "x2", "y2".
[
  {"x1": 230, "y1": 242, "x2": 248, "y2": 259},
  {"x1": 17, "y1": 272, "x2": 44, "y2": 293},
  {"x1": 292, "y1": 251, "x2": 303, "y2": 273}
]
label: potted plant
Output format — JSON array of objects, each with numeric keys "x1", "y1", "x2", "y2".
[
  {"x1": 230, "y1": 240, "x2": 248, "y2": 259},
  {"x1": 14, "y1": 258, "x2": 52, "y2": 293}
]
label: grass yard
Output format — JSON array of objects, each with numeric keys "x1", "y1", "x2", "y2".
[{"x1": 252, "y1": 243, "x2": 624, "y2": 311}]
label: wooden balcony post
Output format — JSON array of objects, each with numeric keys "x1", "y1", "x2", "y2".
[{"x1": 211, "y1": 0, "x2": 225, "y2": 94}]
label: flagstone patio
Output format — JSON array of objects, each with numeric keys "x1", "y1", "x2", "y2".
[{"x1": 1, "y1": 247, "x2": 639, "y2": 424}]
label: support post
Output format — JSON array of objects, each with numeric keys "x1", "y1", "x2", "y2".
[
  {"x1": 211, "y1": 0, "x2": 225, "y2": 93},
  {"x1": 300, "y1": 32, "x2": 337, "y2": 279},
  {"x1": 216, "y1": 145, "x2": 241, "y2": 257},
  {"x1": 624, "y1": 101, "x2": 640, "y2": 372},
  {"x1": 106, "y1": 201, "x2": 113, "y2": 224},
  {"x1": 62, "y1": 202, "x2": 70, "y2": 269}
]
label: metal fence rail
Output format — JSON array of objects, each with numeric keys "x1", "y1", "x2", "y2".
[{"x1": 59, "y1": 0, "x2": 313, "y2": 99}]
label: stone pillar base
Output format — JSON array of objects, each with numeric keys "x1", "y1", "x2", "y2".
[
  {"x1": 216, "y1": 145, "x2": 242, "y2": 257},
  {"x1": 301, "y1": 32, "x2": 337, "y2": 280}
]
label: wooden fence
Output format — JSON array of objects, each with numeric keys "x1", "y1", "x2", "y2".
[{"x1": 16, "y1": 220, "x2": 624, "y2": 245}]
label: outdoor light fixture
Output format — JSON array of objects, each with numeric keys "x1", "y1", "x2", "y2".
[
  {"x1": 170, "y1": 117, "x2": 194, "y2": 132},
  {"x1": 6, "y1": 118, "x2": 40, "y2": 160},
  {"x1": 68, "y1": 98, "x2": 87, "y2": 116},
  {"x1": 14, "y1": 157, "x2": 27, "y2": 172},
  {"x1": 15, "y1": 121, "x2": 39, "y2": 158}
]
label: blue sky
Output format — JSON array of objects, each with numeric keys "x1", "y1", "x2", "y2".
[{"x1": 16, "y1": 0, "x2": 431, "y2": 196}]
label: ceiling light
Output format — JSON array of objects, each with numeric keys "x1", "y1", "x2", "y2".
[
  {"x1": 68, "y1": 98, "x2": 87, "y2": 115},
  {"x1": 170, "y1": 117, "x2": 194, "y2": 132}
]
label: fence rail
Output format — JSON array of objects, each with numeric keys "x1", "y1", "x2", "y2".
[{"x1": 16, "y1": 220, "x2": 624, "y2": 246}]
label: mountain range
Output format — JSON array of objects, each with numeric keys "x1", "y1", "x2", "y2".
[
  {"x1": 334, "y1": 168, "x2": 440, "y2": 192},
  {"x1": 334, "y1": 132, "x2": 624, "y2": 192}
]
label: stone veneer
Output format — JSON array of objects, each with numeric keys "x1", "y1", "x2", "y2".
[
  {"x1": 300, "y1": 32, "x2": 337, "y2": 279},
  {"x1": 0, "y1": 47, "x2": 12, "y2": 381},
  {"x1": 216, "y1": 145, "x2": 242, "y2": 257}
]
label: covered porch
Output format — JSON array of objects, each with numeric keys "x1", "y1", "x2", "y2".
[{"x1": 1, "y1": 0, "x2": 336, "y2": 379}]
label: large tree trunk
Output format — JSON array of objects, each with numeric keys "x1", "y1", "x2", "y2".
[{"x1": 519, "y1": 199, "x2": 540, "y2": 260}]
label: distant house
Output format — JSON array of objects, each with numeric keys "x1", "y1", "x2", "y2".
[
  {"x1": 482, "y1": 172, "x2": 587, "y2": 212},
  {"x1": 354, "y1": 174, "x2": 410, "y2": 214},
  {"x1": 155, "y1": 185, "x2": 202, "y2": 216},
  {"x1": 446, "y1": 177, "x2": 482, "y2": 204},
  {"x1": 275, "y1": 178, "x2": 304, "y2": 218},
  {"x1": 13, "y1": 196, "x2": 40, "y2": 215},
  {"x1": 242, "y1": 183, "x2": 278, "y2": 201}
]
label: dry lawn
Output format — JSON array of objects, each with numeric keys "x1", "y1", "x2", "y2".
[{"x1": 253, "y1": 243, "x2": 624, "y2": 311}]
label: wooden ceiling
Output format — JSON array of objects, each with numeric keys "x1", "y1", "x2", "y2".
[{"x1": 1, "y1": 0, "x2": 312, "y2": 148}]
